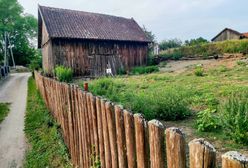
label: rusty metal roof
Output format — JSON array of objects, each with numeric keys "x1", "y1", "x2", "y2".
[{"x1": 38, "y1": 5, "x2": 150, "y2": 47}]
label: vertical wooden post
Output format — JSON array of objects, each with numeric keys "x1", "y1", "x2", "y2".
[
  {"x1": 124, "y1": 110, "x2": 136, "y2": 168},
  {"x1": 222, "y1": 151, "x2": 248, "y2": 168},
  {"x1": 105, "y1": 101, "x2": 118, "y2": 168},
  {"x1": 96, "y1": 97, "x2": 105, "y2": 168},
  {"x1": 134, "y1": 114, "x2": 148, "y2": 168},
  {"x1": 166, "y1": 127, "x2": 186, "y2": 168},
  {"x1": 148, "y1": 119, "x2": 165, "y2": 168},
  {"x1": 115, "y1": 105, "x2": 127, "y2": 168},
  {"x1": 101, "y1": 99, "x2": 112, "y2": 168},
  {"x1": 189, "y1": 138, "x2": 216, "y2": 168},
  {"x1": 90, "y1": 94, "x2": 99, "y2": 156}
]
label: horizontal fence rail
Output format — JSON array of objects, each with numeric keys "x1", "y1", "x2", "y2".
[{"x1": 34, "y1": 71, "x2": 248, "y2": 168}]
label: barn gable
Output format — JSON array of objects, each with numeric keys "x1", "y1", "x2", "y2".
[{"x1": 38, "y1": 5, "x2": 150, "y2": 48}]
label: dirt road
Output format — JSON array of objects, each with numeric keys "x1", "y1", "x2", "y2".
[{"x1": 0, "y1": 73, "x2": 31, "y2": 168}]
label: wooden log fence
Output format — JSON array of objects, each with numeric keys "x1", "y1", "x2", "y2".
[{"x1": 34, "y1": 71, "x2": 248, "y2": 168}]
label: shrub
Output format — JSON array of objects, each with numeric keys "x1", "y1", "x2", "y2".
[
  {"x1": 196, "y1": 108, "x2": 221, "y2": 132},
  {"x1": 194, "y1": 66, "x2": 204, "y2": 76},
  {"x1": 131, "y1": 66, "x2": 159, "y2": 75},
  {"x1": 55, "y1": 66, "x2": 73, "y2": 83},
  {"x1": 220, "y1": 93, "x2": 248, "y2": 144}
]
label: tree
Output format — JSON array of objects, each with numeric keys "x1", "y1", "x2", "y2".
[
  {"x1": 185, "y1": 37, "x2": 208, "y2": 46},
  {"x1": 0, "y1": 0, "x2": 38, "y2": 66},
  {"x1": 159, "y1": 38, "x2": 182, "y2": 51},
  {"x1": 142, "y1": 26, "x2": 157, "y2": 65}
]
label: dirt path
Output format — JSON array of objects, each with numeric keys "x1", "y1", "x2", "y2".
[
  {"x1": 160, "y1": 59, "x2": 216, "y2": 73},
  {"x1": 0, "y1": 73, "x2": 31, "y2": 168}
]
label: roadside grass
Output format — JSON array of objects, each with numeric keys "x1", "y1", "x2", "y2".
[
  {"x1": 0, "y1": 103, "x2": 10, "y2": 123},
  {"x1": 24, "y1": 77, "x2": 72, "y2": 168}
]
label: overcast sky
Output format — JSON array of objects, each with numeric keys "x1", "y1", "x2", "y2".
[{"x1": 18, "y1": 0, "x2": 248, "y2": 42}]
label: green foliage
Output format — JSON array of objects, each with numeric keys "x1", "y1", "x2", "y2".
[
  {"x1": 55, "y1": 66, "x2": 73, "y2": 83},
  {"x1": 158, "y1": 49, "x2": 183, "y2": 60},
  {"x1": 0, "y1": 103, "x2": 9, "y2": 123},
  {"x1": 159, "y1": 38, "x2": 182, "y2": 50},
  {"x1": 24, "y1": 77, "x2": 71, "y2": 168},
  {"x1": 0, "y1": 0, "x2": 38, "y2": 66},
  {"x1": 185, "y1": 37, "x2": 208, "y2": 46},
  {"x1": 158, "y1": 39, "x2": 248, "y2": 60},
  {"x1": 131, "y1": 66, "x2": 159, "y2": 75},
  {"x1": 88, "y1": 78, "x2": 191, "y2": 120},
  {"x1": 117, "y1": 68, "x2": 126, "y2": 75},
  {"x1": 28, "y1": 51, "x2": 42, "y2": 71},
  {"x1": 197, "y1": 108, "x2": 221, "y2": 132},
  {"x1": 220, "y1": 93, "x2": 248, "y2": 145},
  {"x1": 194, "y1": 66, "x2": 204, "y2": 76}
]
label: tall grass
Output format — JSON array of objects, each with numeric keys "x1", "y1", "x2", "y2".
[
  {"x1": 87, "y1": 77, "x2": 191, "y2": 120},
  {"x1": 220, "y1": 92, "x2": 248, "y2": 145}
]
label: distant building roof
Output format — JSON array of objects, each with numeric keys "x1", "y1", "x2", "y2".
[
  {"x1": 38, "y1": 5, "x2": 150, "y2": 47},
  {"x1": 211, "y1": 28, "x2": 248, "y2": 41},
  {"x1": 242, "y1": 32, "x2": 248, "y2": 38}
]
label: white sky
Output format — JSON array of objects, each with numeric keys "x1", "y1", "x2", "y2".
[{"x1": 18, "y1": 0, "x2": 248, "y2": 42}]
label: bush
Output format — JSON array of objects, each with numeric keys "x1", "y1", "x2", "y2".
[
  {"x1": 131, "y1": 66, "x2": 159, "y2": 75},
  {"x1": 196, "y1": 108, "x2": 221, "y2": 132},
  {"x1": 194, "y1": 66, "x2": 204, "y2": 76},
  {"x1": 55, "y1": 66, "x2": 73, "y2": 83},
  {"x1": 220, "y1": 93, "x2": 248, "y2": 145}
]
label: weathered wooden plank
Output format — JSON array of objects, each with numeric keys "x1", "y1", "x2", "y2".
[
  {"x1": 115, "y1": 105, "x2": 127, "y2": 168},
  {"x1": 134, "y1": 114, "x2": 147, "y2": 168},
  {"x1": 123, "y1": 110, "x2": 136, "y2": 168},
  {"x1": 105, "y1": 102, "x2": 118, "y2": 168},
  {"x1": 96, "y1": 97, "x2": 105, "y2": 168},
  {"x1": 101, "y1": 99, "x2": 112, "y2": 168}
]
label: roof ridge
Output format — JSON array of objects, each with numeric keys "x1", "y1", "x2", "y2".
[{"x1": 39, "y1": 5, "x2": 133, "y2": 22}]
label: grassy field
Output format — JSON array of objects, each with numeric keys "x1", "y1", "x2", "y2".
[
  {"x1": 77, "y1": 58, "x2": 248, "y2": 155},
  {"x1": 0, "y1": 103, "x2": 9, "y2": 123},
  {"x1": 24, "y1": 77, "x2": 72, "y2": 168}
]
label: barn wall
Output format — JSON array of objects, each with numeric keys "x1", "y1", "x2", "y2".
[
  {"x1": 213, "y1": 30, "x2": 241, "y2": 42},
  {"x1": 42, "y1": 41, "x2": 54, "y2": 74},
  {"x1": 50, "y1": 39, "x2": 148, "y2": 76}
]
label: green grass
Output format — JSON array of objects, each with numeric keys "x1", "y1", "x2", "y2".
[
  {"x1": 24, "y1": 77, "x2": 72, "y2": 168},
  {"x1": 77, "y1": 62, "x2": 248, "y2": 149},
  {"x1": 0, "y1": 103, "x2": 10, "y2": 123},
  {"x1": 82, "y1": 64, "x2": 248, "y2": 120}
]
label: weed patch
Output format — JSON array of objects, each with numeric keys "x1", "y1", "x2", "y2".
[{"x1": 0, "y1": 103, "x2": 9, "y2": 123}]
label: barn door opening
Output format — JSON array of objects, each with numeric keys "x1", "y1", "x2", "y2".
[{"x1": 88, "y1": 55, "x2": 123, "y2": 77}]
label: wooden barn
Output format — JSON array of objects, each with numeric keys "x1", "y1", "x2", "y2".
[
  {"x1": 212, "y1": 28, "x2": 248, "y2": 42},
  {"x1": 38, "y1": 6, "x2": 150, "y2": 76}
]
